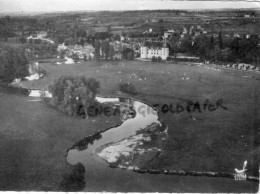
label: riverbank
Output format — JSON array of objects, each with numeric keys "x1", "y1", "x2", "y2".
[{"x1": 96, "y1": 122, "x2": 167, "y2": 170}]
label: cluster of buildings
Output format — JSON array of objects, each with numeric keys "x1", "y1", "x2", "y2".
[
  {"x1": 58, "y1": 43, "x2": 95, "y2": 60},
  {"x1": 137, "y1": 25, "x2": 207, "y2": 61},
  {"x1": 57, "y1": 40, "x2": 170, "y2": 61},
  {"x1": 57, "y1": 41, "x2": 136, "y2": 60},
  {"x1": 163, "y1": 25, "x2": 208, "y2": 39},
  {"x1": 55, "y1": 24, "x2": 219, "y2": 62}
]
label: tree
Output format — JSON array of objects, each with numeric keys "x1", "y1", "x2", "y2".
[
  {"x1": 95, "y1": 32, "x2": 111, "y2": 40},
  {"x1": 48, "y1": 75, "x2": 100, "y2": 118},
  {"x1": 19, "y1": 37, "x2": 27, "y2": 44},
  {"x1": 0, "y1": 47, "x2": 29, "y2": 82},
  {"x1": 101, "y1": 39, "x2": 110, "y2": 59},
  {"x1": 28, "y1": 38, "x2": 33, "y2": 44},
  {"x1": 209, "y1": 45, "x2": 222, "y2": 62},
  {"x1": 180, "y1": 34, "x2": 192, "y2": 53},
  {"x1": 72, "y1": 53, "x2": 79, "y2": 63},
  {"x1": 107, "y1": 25, "x2": 111, "y2": 33},
  {"x1": 76, "y1": 29, "x2": 86, "y2": 38},
  {"x1": 56, "y1": 36, "x2": 65, "y2": 44},
  {"x1": 94, "y1": 40, "x2": 101, "y2": 60},
  {"x1": 169, "y1": 34, "x2": 181, "y2": 53},
  {"x1": 102, "y1": 40, "x2": 110, "y2": 60},
  {"x1": 126, "y1": 50, "x2": 134, "y2": 60},
  {"x1": 222, "y1": 47, "x2": 234, "y2": 62},
  {"x1": 33, "y1": 39, "x2": 41, "y2": 44},
  {"x1": 218, "y1": 31, "x2": 223, "y2": 49},
  {"x1": 192, "y1": 34, "x2": 210, "y2": 60},
  {"x1": 64, "y1": 37, "x2": 74, "y2": 46},
  {"x1": 109, "y1": 43, "x2": 114, "y2": 59},
  {"x1": 122, "y1": 48, "x2": 134, "y2": 60},
  {"x1": 159, "y1": 21, "x2": 165, "y2": 35},
  {"x1": 113, "y1": 34, "x2": 121, "y2": 41},
  {"x1": 209, "y1": 34, "x2": 215, "y2": 49}
]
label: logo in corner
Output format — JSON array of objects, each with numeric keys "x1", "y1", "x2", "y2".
[{"x1": 234, "y1": 160, "x2": 247, "y2": 180}]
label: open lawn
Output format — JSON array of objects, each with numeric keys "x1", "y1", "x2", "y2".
[
  {"x1": 0, "y1": 41, "x2": 24, "y2": 48},
  {"x1": 0, "y1": 89, "x2": 122, "y2": 190},
  {"x1": 1, "y1": 59, "x2": 259, "y2": 191}
]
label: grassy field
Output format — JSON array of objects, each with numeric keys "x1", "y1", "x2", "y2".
[
  {"x1": 1, "y1": 59, "x2": 259, "y2": 191},
  {"x1": 0, "y1": 41, "x2": 24, "y2": 48},
  {"x1": 0, "y1": 88, "x2": 122, "y2": 190}
]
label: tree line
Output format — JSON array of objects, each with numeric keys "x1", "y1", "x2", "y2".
[{"x1": 168, "y1": 32, "x2": 260, "y2": 65}]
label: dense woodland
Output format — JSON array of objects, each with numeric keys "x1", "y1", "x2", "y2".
[{"x1": 168, "y1": 32, "x2": 260, "y2": 64}]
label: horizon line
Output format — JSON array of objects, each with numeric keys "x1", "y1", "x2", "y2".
[
  {"x1": 0, "y1": 0, "x2": 259, "y2": 15},
  {"x1": 1, "y1": 7, "x2": 259, "y2": 14}
]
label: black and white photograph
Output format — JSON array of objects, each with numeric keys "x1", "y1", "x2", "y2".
[{"x1": 0, "y1": 0, "x2": 259, "y2": 192}]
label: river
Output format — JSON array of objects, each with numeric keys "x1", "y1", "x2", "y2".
[{"x1": 65, "y1": 96, "x2": 259, "y2": 192}]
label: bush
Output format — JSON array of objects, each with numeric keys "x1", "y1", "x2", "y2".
[
  {"x1": 72, "y1": 53, "x2": 79, "y2": 63},
  {"x1": 48, "y1": 75, "x2": 100, "y2": 118},
  {"x1": 151, "y1": 56, "x2": 162, "y2": 62},
  {"x1": 119, "y1": 82, "x2": 137, "y2": 95},
  {"x1": 36, "y1": 67, "x2": 47, "y2": 77}
]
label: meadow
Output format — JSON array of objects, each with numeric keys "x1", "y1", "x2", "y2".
[{"x1": 0, "y1": 59, "x2": 259, "y2": 191}]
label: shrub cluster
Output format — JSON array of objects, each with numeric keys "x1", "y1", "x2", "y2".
[
  {"x1": 48, "y1": 75, "x2": 100, "y2": 117},
  {"x1": 119, "y1": 82, "x2": 137, "y2": 95},
  {"x1": 151, "y1": 56, "x2": 162, "y2": 62},
  {"x1": 36, "y1": 67, "x2": 47, "y2": 77}
]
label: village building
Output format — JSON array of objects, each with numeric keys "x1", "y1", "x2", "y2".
[
  {"x1": 189, "y1": 26, "x2": 194, "y2": 34},
  {"x1": 65, "y1": 44, "x2": 95, "y2": 59},
  {"x1": 80, "y1": 17, "x2": 93, "y2": 22},
  {"x1": 57, "y1": 43, "x2": 67, "y2": 51},
  {"x1": 246, "y1": 34, "x2": 251, "y2": 39},
  {"x1": 182, "y1": 27, "x2": 188, "y2": 34},
  {"x1": 151, "y1": 19, "x2": 158, "y2": 23},
  {"x1": 94, "y1": 27, "x2": 107, "y2": 33},
  {"x1": 140, "y1": 41, "x2": 169, "y2": 60},
  {"x1": 194, "y1": 31, "x2": 201, "y2": 37},
  {"x1": 36, "y1": 31, "x2": 47, "y2": 38},
  {"x1": 164, "y1": 29, "x2": 176, "y2": 39}
]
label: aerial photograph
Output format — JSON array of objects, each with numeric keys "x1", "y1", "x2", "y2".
[{"x1": 0, "y1": 0, "x2": 259, "y2": 192}]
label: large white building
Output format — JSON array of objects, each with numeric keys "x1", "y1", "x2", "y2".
[{"x1": 140, "y1": 41, "x2": 169, "y2": 60}]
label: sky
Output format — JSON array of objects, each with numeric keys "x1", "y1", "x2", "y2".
[{"x1": 0, "y1": 0, "x2": 259, "y2": 13}]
